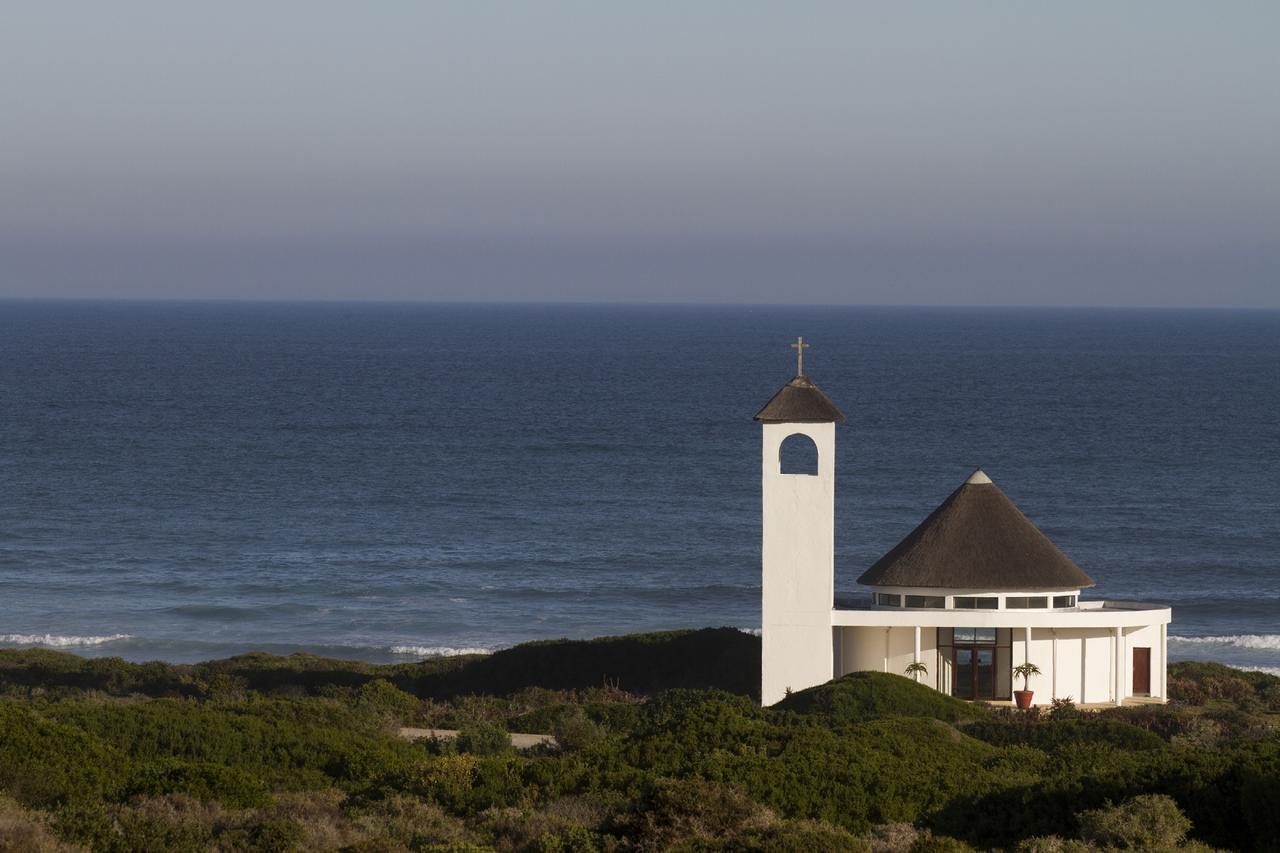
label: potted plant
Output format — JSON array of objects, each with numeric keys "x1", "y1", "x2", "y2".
[
  {"x1": 1013, "y1": 662, "x2": 1041, "y2": 709},
  {"x1": 904, "y1": 661, "x2": 928, "y2": 683}
]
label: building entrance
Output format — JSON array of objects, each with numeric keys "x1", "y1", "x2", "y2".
[{"x1": 951, "y1": 628, "x2": 998, "y2": 699}]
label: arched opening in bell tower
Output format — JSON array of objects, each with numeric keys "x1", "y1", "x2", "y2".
[{"x1": 778, "y1": 433, "x2": 819, "y2": 475}]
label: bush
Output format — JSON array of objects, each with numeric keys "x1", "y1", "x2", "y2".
[
  {"x1": 963, "y1": 719, "x2": 1166, "y2": 753},
  {"x1": 625, "y1": 778, "x2": 776, "y2": 849},
  {"x1": 553, "y1": 707, "x2": 607, "y2": 753},
  {"x1": 775, "y1": 672, "x2": 990, "y2": 724},
  {"x1": 0, "y1": 796, "x2": 73, "y2": 852},
  {"x1": 456, "y1": 721, "x2": 514, "y2": 757},
  {"x1": 1046, "y1": 697, "x2": 1078, "y2": 720},
  {"x1": 0, "y1": 703, "x2": 130, "y2": 807},
  {"x1": 125, "y1": 759, "x2": 271, "y2": 808},
  {"x1": 1077, "y1": 794, "x2": 1191, "y2": 849},
  {"x1": 1015, "y1": 837, "x2": 1094, "y2": 852},
  {"x1": 357, "y1": 679, "x2": 420, "y2": 721}
]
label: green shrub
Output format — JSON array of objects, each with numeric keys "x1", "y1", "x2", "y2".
[
  {"x1": 125, "y1": 759, "x2": 271, "y2": 808},
  {"x1": 911, "y1": 833, "x2": 977, "y2": 852},
  {"x1": 624, "y1": 778, "x2": 775, "y2": 849},
  {"x1": 1077, "y1": 794, "x2": 1191, "y2": 849},
  {"x1": 357, "y1": 679, "x2": 420, "y2": 720},
  {"x1": 457, "y1": 720, "x2": 514, "y2": 756},
  {"x1": 963, "y1": 719, "x2": 1166, "y2": 753},
  {"x1": 0, "y1": 703, "x2": 130, "y2": 807},
  {"x1": 553, "y1": 708, "x2": 608, "y2": 753},
  {"x1": 775, "y1": 672, "x2": 990, "y2": 724}
]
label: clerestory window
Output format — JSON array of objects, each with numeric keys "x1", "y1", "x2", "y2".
[{"x1": 953, "y1": 596, "x2": 998, "y2": 609}]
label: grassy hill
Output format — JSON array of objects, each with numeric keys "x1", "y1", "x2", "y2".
[
  {"x1": 775, "y1": 670, "x2": 991, "y2": 724},
  {"x1": 0, "y1": 626, "x2": 759, "y2": 701}
]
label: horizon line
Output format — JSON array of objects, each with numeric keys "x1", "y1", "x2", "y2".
[{"x1": 2, "y1": 296, "x2": 1278, "y2": 312}]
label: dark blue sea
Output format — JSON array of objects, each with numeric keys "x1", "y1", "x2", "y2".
[{"x1": 1, "y1": 302, "x2": 1277, "y2": 674}]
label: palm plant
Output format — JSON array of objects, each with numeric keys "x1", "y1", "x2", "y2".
[
  {"x1": 1012, "y1": 661, "x2": 1041, "y2": 692},
  {"x1": 903, "y1": 661, "x2": 928, "y2": 682}
]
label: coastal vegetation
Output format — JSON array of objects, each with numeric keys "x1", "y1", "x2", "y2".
[{"x1": 0, "y1": 629, "x2": 1276, "y2": 851}]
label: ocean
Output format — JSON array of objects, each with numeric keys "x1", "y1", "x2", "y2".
[{"x1": 0, "y1": 302, "x2": 1276, "y2": 674}]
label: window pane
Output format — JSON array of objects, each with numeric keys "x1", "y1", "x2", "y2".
[
  {"x1": 976, "y1": 648, "x2": 994, "y2": 698},
  {"x1": 1026, "y1": 597, "x2": 1047, "y2": 608},
  {"x1": 905, "y1": 595, "x2": 945, "y2": 608},
  {"x1": 954, "y1": 628, "x2": 975, "y2": 642},
  {"x1": 976, "y1": 597, "x2": 998, "y2": 609},
  {"x1": 877, "y1": 593, "x2": 901, "y2": 607},
  {"x1": 954, "y1": 649, "x2": 973, "y2": 699},
  {"x1": 975, "y1": 628, "x2": 996, "y2": 643},
  {"x1": 1053, "y1": 595, "x2": 1076, "y2": 608},
  {"x1": 1007, "y1": 596, "x2": 1048, "y2": 609},
  {"x1": 1006, "y1": 596, "x2": 1026, "y2": 608}
]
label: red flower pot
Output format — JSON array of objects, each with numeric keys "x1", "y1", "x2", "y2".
[{"x1": 1014, "y1": 690, "x2": 1034, "y2": 709}]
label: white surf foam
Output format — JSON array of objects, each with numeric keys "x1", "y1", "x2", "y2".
[
  {"x1": 0, "y1": 633, "x2": 132, "y2": 648},
  {"x1": 1169, "y1": 634, "x2": 1280, "y2": 651},
  {"x1": 738, "y1": 627, "x2": 762, "y2": 637},
  {"x1": 1227, "y1": 664, "x2": 1280, "y2": 677},
  {"x1": 388, "y1": 644, "x2": 492, "y2": 658}
]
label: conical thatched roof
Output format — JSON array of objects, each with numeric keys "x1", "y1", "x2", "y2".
[
  {"x1": 856, "y1": 469, "x2": 1096, "y2": 590},
  {"x1": 753, "y1": 375, "x2": 845, "y2": 423}
]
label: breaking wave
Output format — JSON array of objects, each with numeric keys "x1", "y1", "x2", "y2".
[
  {"x1": 1169, "y1": 634, "x2": 1280, "y2": 651},
  {"x1": 388, "y1": 645, "x2": 493, "y2": 658},
  {"x1": 0, "y1": 633, "x2": 132, "y2": 648},
  {"x1": 1228, "y1": 665, "x2": 1280, "y2": 677}
]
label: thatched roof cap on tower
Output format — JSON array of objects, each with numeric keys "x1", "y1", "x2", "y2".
[
  {"x1": 856, "y1": 469, "x2": 1096, "y2": 590},
  {"x1": 753, "y1": 375, "x2": 846, "y2": 423}
]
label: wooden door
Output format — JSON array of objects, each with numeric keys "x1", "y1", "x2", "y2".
[{"x1": 1133, "y1": 647, "x2": 1151, "y2": 695}]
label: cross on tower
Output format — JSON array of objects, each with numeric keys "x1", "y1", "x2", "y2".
[{"x1": 790, "y1": 336, "x2": 810, "y2": 376}]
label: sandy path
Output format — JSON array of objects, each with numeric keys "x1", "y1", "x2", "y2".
[{"x1": 398, "y1": 727, "x2": 557, "y2": 749}]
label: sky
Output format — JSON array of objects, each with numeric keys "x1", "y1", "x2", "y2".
[{"x1": 2, "y1": 2, "x2": 1277, "y2": 306}]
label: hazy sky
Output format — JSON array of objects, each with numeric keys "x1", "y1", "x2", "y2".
[{"x1": 2, "y1": 2, "x2": 1277, "y2": 305}]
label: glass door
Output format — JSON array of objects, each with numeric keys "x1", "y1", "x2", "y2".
[
  {"x1": 952, "y1": 629, "x2": 998, "y2": 700},
  {"x1": 954, "y1": 649, "x2": 974, "y2": 699},
  {"x1": 975, "y1": 648, "x2": 994, "y2": 699}
]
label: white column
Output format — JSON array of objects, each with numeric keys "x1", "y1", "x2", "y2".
[
  {"x1": 1113, "y1": 626, "x2": 1123, "y2": 706},
  {"x1": 1051, "y1": 630, "x2": 1058, "y2": 701},
  {"x1": 913, "y1": 626, "x2": 921, "y2": 682},
  {"x1": 1024, "y1": 626, "x2": 1031, "y2": 664},
  {"x1": 1160, "y1": 622, "x2": 1168, "y2": 700},
  {"x1": 883, "y1": 627, "x2": 890, "y2": 673}
]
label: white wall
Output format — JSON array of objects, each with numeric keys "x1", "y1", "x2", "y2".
[
  {"x1": 1125, "y1": 624, "x2": 1162, "y2": 698},
  {"x1": 837, "y1": 626, "x2": 938, "y2": 691},
  {"x1": 837, "y1": 622, "x2": 1167, "y2": 706},
  {"x1": 761, "y1": 421, "x2": 835, "y2": 705}
]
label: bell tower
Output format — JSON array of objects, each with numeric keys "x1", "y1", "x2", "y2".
[{"x1": 754, "y1": 338, "x2": 845, "y2": 705}]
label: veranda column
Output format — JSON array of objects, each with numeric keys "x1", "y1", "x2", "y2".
[
  {"x1": 1160, "y1": 622, "x2": 1168, "y2": 699},
  {"x1": 1113, "y1": 626, "x2": 1123, "y2": 706},
  {"x1": 1051, "y1": 630, "x2": 1058, "y2": 701},
  {"x1": 913, "y1": 626, "x2": 921, "y2": 682}
]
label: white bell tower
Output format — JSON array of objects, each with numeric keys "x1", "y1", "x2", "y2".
[{"x1": 755, "y1": 337, "x2": 845, "y2": 705}]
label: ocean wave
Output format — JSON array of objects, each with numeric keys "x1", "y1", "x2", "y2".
[
  {"x1": 738, "y1": 627, "x2": 762, "y2": 636},
  {"x1": 1169, "y1": 634, "x2": 1280, "y2": 651},
  {"x1": 1227, "y1": 664, "x2": 1280, "y2": 677},
  {"x1": 388, "y1": 645, "x2": 493, "y2": 658},
  {"x1": 0, "y1": 633, "x2": 131, "y2": 648}
]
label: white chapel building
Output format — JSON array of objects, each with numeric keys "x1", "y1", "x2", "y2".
[{"x1": 756, "y1": 343, "x2": 1171, "y2": 707}]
